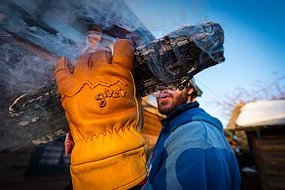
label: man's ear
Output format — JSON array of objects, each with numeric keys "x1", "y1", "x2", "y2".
[
  {"x1": 187, "y1": 88, "x2": 194, "y2": 96},
  {"x1": 187, "y1": 88, "x2": 196, "y2": 103}
]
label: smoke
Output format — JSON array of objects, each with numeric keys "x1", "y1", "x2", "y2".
[
  {"x1": 0, "y1": 42, "x2": 54, "y2": 98},
  {"x1": 0, "y1": 40, "x2": 55, "y2": 151},
  {"x1": 0, "y1": 0, "x2": 156, "y2": 102},
  {"x1": 71, "y1": 0, "x2": 142, "y2": 31},
  {"x1": 41, "y1": 0, "x2": 77, "y2": 28},
  {"x1": 0, "y1": 0, "x2": 156, "y2": 152},
  {"x1": 9, "y1": 56, "x2": 52, "y2": 92}
]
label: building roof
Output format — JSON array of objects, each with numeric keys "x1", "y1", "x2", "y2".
[{"x1": 236, "y1": 99, "x2": 285, "y2": 127}]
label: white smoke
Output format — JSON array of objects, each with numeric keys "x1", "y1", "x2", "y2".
[
  {"x1": 0, "y1": 42, "x2": 54, "y2": 96},
  {"x1": 0, "y1": 0, "x2": 155, "y2": 152}
]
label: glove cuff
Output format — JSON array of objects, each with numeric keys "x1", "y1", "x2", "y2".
[
  {"x1": 71, "y1": 147, "x2": 147, "y2": 189},
  {"x1": 70, "y1": 127, "x2": 147, "y2": 189}
]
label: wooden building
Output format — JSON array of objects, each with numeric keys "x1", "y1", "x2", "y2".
[
  {"x1": 225, "y1": 99, "x2": 285, "y2": 190},
  {"x1": 141, "y1": 96, "x2": 164, "y2": 161}
]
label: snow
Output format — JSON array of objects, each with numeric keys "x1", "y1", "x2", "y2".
[{"x1": 236, "y1": 99, "x2": 285, "y2": 127}]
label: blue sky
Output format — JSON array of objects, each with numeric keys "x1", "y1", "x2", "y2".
[{"x1": 125, "y1": 0, "x2": 285, "y2": 125}]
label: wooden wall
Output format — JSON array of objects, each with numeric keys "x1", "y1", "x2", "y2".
[
  {"x1": 246, "y1": 126, "x2": 285, "y2": 190},
  {"x1": 141, "y1": 109, "x2": 163, "y2": 160},
  {"x1": 141, "y1": 97, "x2": 164, "y2": 161}
]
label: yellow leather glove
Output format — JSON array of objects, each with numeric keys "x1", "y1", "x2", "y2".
[{"x1": 55, "y1": 39, "x2": 147, "y2": 189}]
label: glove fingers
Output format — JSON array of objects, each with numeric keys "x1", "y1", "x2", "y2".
[
  {"x1": 73, "y1": 54, "x2": 91, "y2": 75},
  {"x1": 112, "y1": 39, "x2": 134, "y2": 72},
  {"x1": 55, "y1": 57, "x2": 72, "y2": 83},
  {"x1": 89, "y1": 48, "x2": 112, "y2": 70}
]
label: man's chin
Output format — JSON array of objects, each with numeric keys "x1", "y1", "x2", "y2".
[{"x1": 158, "y1": 105, "x2": 174, "y2": 116}]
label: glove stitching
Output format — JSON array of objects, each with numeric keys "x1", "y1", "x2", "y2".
[
  {"x1": 77, "y1": 124, "x2": 136, "y2": 141},
  {"x1": 60, "y1": 79, "x2": 128, "y2": 100}
]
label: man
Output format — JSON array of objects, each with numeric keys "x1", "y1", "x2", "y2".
[
  {"x1": 56, "y1": 39, "x2": 240, "y2": 189},
  {"x1": 143, "y1": 81, "x2": 241, "y2": 189}
]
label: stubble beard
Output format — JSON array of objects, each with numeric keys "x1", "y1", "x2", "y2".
[{"x1": 157, "y1": 90, "x2": 189, "y2": 116}]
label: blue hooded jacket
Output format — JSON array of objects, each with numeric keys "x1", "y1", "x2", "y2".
[{"x1": 144, "y1": 102, "x2": 240, "y2": 190}]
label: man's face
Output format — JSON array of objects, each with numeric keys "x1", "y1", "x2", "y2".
[{"x1": 156, "y1": 89, "x2": 189, "y2": 115}]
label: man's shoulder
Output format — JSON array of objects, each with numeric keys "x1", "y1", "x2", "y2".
[
  {"x1": 165, "y1": 121, "x2": 212, "y2": 149},
  {"x1": 173, "y1": 119, "x2": 216, "y2": 138},
  {"x1": 165, "y1": 120, "x2": 230, "y2": 151}
]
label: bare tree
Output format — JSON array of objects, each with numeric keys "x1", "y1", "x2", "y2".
[{"x1": 215, "y1": 73, "x2": 285, "y2": 119}]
